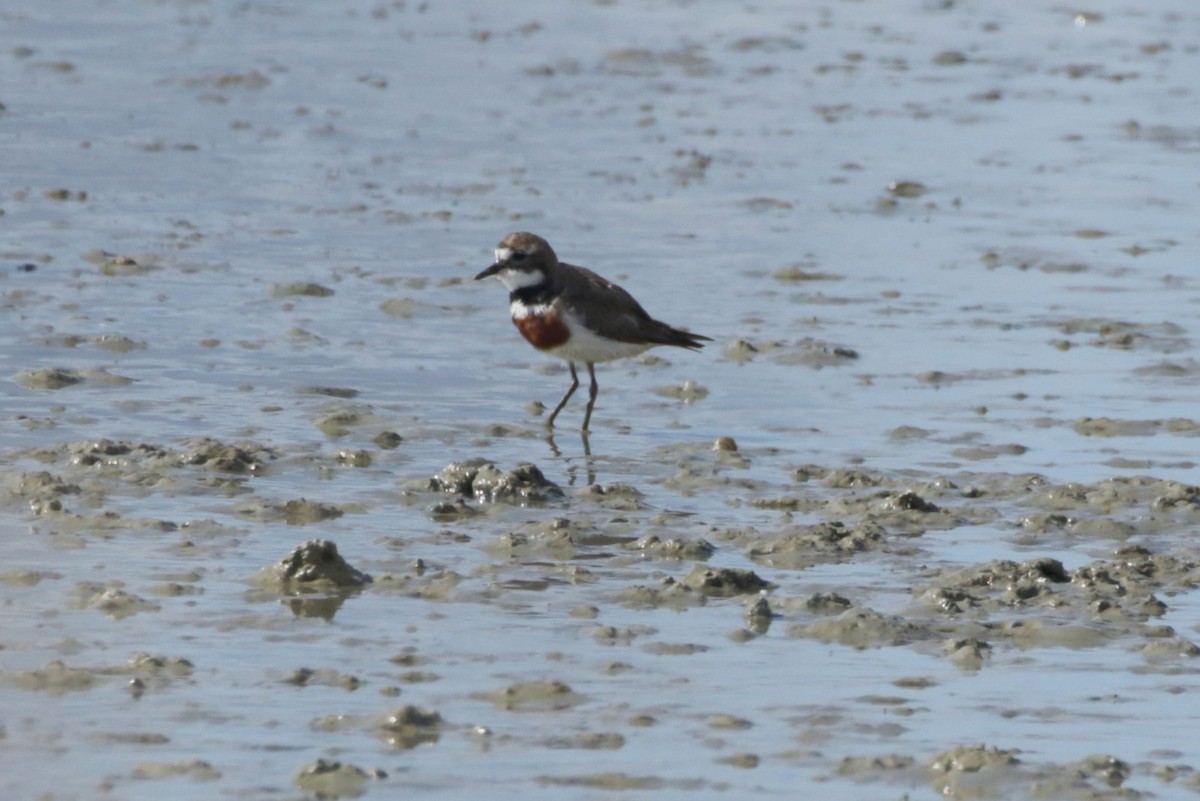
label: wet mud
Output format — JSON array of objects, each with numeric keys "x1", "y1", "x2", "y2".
[
  {"x1": 6, "y1": 1, "x2": 1200, "y2": 800},
  {"x1": 7, "y1": 433, "x2": 1200, "y2": 798}
]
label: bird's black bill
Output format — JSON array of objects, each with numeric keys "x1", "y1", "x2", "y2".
[{"x1": 474, "y1": 263, "x2": 502, "y2": 281}]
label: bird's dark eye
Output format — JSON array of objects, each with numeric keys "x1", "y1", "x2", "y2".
[{"x1": 511, "y1": 251, "x2": 527, "y2": 262}]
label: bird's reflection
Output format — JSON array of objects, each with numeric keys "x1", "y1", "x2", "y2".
[{"x1": 546, "y1": 429, "x2": 596, "y2": 486}]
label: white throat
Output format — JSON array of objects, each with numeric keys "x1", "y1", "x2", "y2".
[{"x1": 491, "y1": 266, "x2": 543, "y2": 292}]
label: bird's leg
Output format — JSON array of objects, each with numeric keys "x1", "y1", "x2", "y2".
[
  {"x1": 546, "y1": 362, "x2": 580, "y2": 428},
  {"x1": 581, "y1": 362, "x2": 599, "y2": 431}
]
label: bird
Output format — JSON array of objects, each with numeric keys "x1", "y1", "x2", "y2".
[{"x1": 474, "y1": 232, "x2": 711, "y2": 431}]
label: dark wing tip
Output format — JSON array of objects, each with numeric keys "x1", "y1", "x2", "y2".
[{"x1": 670, "y1": 329, "x2": 713, "y2": 350}]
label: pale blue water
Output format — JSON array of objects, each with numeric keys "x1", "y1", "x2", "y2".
[{"x1": 3, "y1": 1, "x2": 1200, "y2": 799}]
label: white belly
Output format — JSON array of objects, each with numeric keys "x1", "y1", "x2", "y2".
[{"x1": 543, "y1": 307, "x2": 653, "y2": 364}]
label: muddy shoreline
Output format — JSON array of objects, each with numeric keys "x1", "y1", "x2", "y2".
[
  {"x1": 5, "y1": 433, "x2": 1200, "y2": 797},
  {"x1": 6, "y1": 1, "x2": 1200, "y2": 799}
]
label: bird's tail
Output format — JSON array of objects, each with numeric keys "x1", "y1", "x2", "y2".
[{"x1": 657, "y1": 325, "x2": 712, "y2": 351}]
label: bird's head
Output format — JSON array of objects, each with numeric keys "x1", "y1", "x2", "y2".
[{"x1": 474, "y1": 232, "x2": 556, "y2": 290}]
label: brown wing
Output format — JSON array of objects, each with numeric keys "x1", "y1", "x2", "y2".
[{"x1": 559, "y1": 263, "x2": 711, "y2": 349}]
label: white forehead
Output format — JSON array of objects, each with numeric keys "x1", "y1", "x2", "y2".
[{"x1": 495, "y1": 246, "x2": 514, "y2": 262}]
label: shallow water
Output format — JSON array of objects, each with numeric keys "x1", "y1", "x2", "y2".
[{"x1": 4, "y1": 1, "x2": 1200, "y2": 799}]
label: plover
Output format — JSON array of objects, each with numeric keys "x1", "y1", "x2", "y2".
[{"x1": 475, "y1": 232, "x2": 710, "y2": 430}]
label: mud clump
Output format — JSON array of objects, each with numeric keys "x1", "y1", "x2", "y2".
[
  {"x1": 257, "y1": 540, "x2": 371, "y2": 591},
  {"x1": 722, "y1": 339, "x2": 759, "y2": 362},
  {"x1": 429, "y1": 459, "x2": 562, "y2": 503},
  {"x1": 768, "y1": 338, "x2": 859, "y2": 368},
  {"x1": 314, "y1": 406, "x2": 380, "y2": 437},
  {"x1": 1056, "y1": 317, "x2": 1188, "y2": 352},
  {"x1": 81, "y1": 249, "x2": 160, "y2": 275},
  {"x1": 536, "y1": 773, "x2": 665, "y2": 791},
  {"x1": 745, "y1": 521, "x2": 886, "y2": 568},
  {"x1": 792, "y1": 464, "x2": 890, "y2": 488},
  {"x1": 918, "y1": 547, "x2": 1190, "y2": 626},
  {"x1": 837, "y1": 753, "x2": 917, "y2": 778},
  {"x1": 930, "y1": 744, "x2": 1020, "y2": 772},
  {"x1": 678, "y1": 565, "x2": 769, "y2": 596},
  {"x1": 918, "y1": 557, "x2": 1070, "y2": 611},
  {"x1": 178, "y1": 438, "x2": 273, "y2": 473},
  {"x1": 804, "y1": 591, "x2": 853, "y2": 614},
  {"x1": 486, "y1": 518, "x2": 579, "y2": 557},
  {"x1": 619, "y1": 581, "x2": 706, "y2": 610},
  {"x1": 236, "y1": 497, "x2": 345, "y2": 524},
  {"x1": 17, "y1": 367, "x2": 85, "y2": 389},
  {"x1": 882, "y1": 490, "x2": 939, "y2": 513},
  {"x1": 132, "y1": 760, "x2": 220, "y2": 781},
  {"x1": 277, "y1": 498, "x2": 344, "y2": 525},
  {"x1": 8, "y1": 471, "x2": 81, "y2": 504},
  {"x1": 378, "y1": 705, "x2": 444, "y2": 748},
  {"x1": 373, "y1": 431, "x2": 403, "y2": 449},
  {"x1": 67, "y1": 439, "x2": 141, "y2": 466},
  {"x1": 653, "y1": 380, "x2": 708, "y2": 402},
  {"x1": 72, "y1": 582, "x2": 160, "y2": 619},
  {"x1": 427, "y1": 498, "x2": 476, "y2": 522},
  {"x1": 0, "y1": 652, "x2": 192, "y2": 695},
  {"x1": 285, "y1": 667, "x2": 363, "y2": 690},
  {"x1": 544, "y1": 731, "x2": 626, "y2": 750},
  {"x1": 927, "y1": 744, "x2": 1022, "y2": 797},
  {"x1": 15, "y1": 367, "x2": 134, "y2": 390},
  {"x1": 270, "y1": 281, "x2": 334, "y2": 298},
  {"x1": 1, "y1": 660, "x2": 99, "y2": 694},
  {"x1": 335, "y1": 448, "x2": 372, "y2": 467},
  {"x1": 1072, "y1": 417, "x2": 1196, "y2": 437},
  {"x1": 627, "y1": 534, "x2": 715, "y2": 561},
  {"x1": 790, "y1": 607, "x2": 921, "y2": 649},
  {"x1": 577, "y1": 482, "x2": 649, "y2": 511},
  {"x1": 744, "y1": 597, "x2": 774, "y2": 634},
  {"x1": 1031, "y1": 754, "x2": 1134, "y2": 796},
  {"x1": 126, "y1": 653, "x2": 194, "y2": 679},
  {"x1": 945, "y1": 638, "x2": 992, "y2": 670},
  {"x1": 482, "y1": 680, "x2": 582, "y2": 712},
  {"x1": 294, "y1": 758, "x2": 374, "y2": 796}
]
